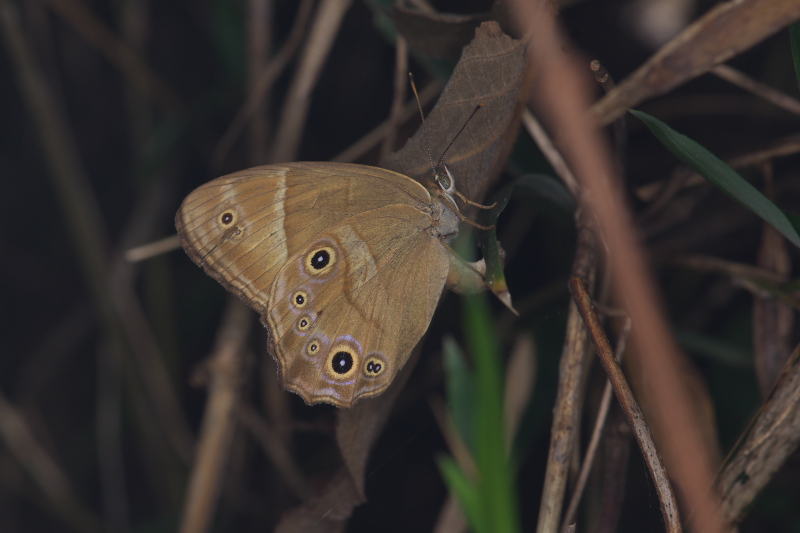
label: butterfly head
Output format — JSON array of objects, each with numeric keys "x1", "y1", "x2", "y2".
[{"x1": 433, "y1": 162, "x2": 457, "y2": 195}]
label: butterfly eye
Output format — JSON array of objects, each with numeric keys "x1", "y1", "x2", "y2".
[
  {"x1": 327, "y1": 345, "x2": 357, "y2": 379},
  {"x1": 364, "y1": 357, "x2": 385, "y2": 376},
  {"x1": 219, "y1": 211, "x2": 236, "y2": 226},
  {"x1": 305, "y1": 246, "x2": 336, "y2": 275},
  {"x1": 292, "y1": 291, "x2": 309, "y2": 308},
  {"x1": 435, "y1": 163, "x2": 456, "y2": 194}
]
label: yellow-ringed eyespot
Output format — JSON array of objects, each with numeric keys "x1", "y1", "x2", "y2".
[
  {"x1": 364, "y1": 358, "x2": 385, "y2": 376},
  {"x1": 328, "y1": 345, "x2": 357, "y2": 379},
  {"x1": 292, "y1": 290, "x2": 309, "y2": 308},
  {"x1": 305, "y1": 246, "x2": 336, "y2": 275},
  {"x1": 297, "y1": 316, "x2": 312, "y2": 331},
  {"x1": 306, "y1": 339, "x2": 321, "y2": 356},
  {"x1": 219, "y1": 211, "x2": 236, "y2": 226}
]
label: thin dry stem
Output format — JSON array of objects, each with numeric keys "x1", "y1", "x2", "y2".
[
  {"x1": 212, "y1": 0, "x2": 314, "y2": 168},
  {"x1": 1, "y1": 0, "x2": 194, "y2": 463},
  {"x1": 237, "y1": 402, "x2": 311, "y2": 500},
  {"x1": 247, "y1": 0, "x2": 273, "y2": 164},
  {"x1": 428, "y1": 397, "x2": 478, "y2": 479},
  {"x1": 381, "y1": 36, "x2": 409, "y2": 159},
  {"x1": 269, "y1": 0, "x2": 354, "y2": 162},
  {"x1": 536, "y1": 208, "x2": 596, "y2": 533},
  {"x1": 514, "y1": 1, "x2": 729, "y2": 529},
  {"x1": 333, "y1": 80, "x2": 441, "y2": 163},
  {"x1": 432, "y1": 495, "x2": 469, "y2": 533},
  {"x1": 124, "y1": 235, "x2": 181, "y2": 262},
  {"x1": 0, "y1": 387, "x2": 101, "y2": 533},
  {"x1": 712, "y1": 64, "x2": 800, "y2": 116},
  {"x1": 569, "y1": 278, "x2": 681, "y2": 532},
  {"x1": 178, "y1": 299, "x2": 253, "y2": 533},
  {"x1": 45, "y1": 0, "x2": 184, "y2": 113},
  {"x1": 560, "y1": 317, "x2": 631, "y2": 531},
  {"x1": 522, "y1": 108, "x2": 580, "y2": 198}
]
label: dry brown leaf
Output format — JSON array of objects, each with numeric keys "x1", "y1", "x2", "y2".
[
  {"x1": 273, "y1": 347, "x2": 421, "y2": 532},
  {"x1": 273, "y1": 22, "x2": 525, "y2": 532},
  {"x1": 382, "y1": 21, "x2": 527, "y2": 201},
  {"x1": 590, "y1": 0, "x2": 800, "y2": 125},
  {"x1": 718, "y1": 345, "x2": 800, "y2": 522},
  {"x1": 753, "y1": 172, "x2": 793, "y2": 396},
  {"x1": 273, "y1": 469, "x2": 357, "y2": 533},
  {"x1": 392, "y1": 5, "x2": 511, "y2": 62}
]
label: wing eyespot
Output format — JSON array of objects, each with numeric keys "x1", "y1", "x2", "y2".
[
  {"x1": 219, "y1": 211, "x2": 236, "y2": 226},
  {"x1": 305, "y1": 246, "x2": 336, "y2": 276},
  {"x1": 292, "y1": 290, "x2": 309, "y2": 308},
  {"x1": 327, "y1": 345, "x2": 357, "y2": 379},
  {"x1": 297, "y1": 315, "x2": 312, "y2": 332},
  {"x1": 306, "y1": 339, "x2": 321, "y2": 356},
  {"x1": 364, "y1": 357, "x2": 385, "y2": 376}
]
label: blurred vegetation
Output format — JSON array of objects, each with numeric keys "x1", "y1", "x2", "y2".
[{"x1": 2, "y1": 0, "x2": 800, "y2": 532}]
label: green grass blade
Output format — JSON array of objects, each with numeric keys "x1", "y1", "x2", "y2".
[
  {"x1": 438, "y1": 457, "x2": 485, "y2": 533},
  {"x1": 631, "y1": 109, "x2": 800, "y2": 248},
  {"x1": 463, "y1": 292, "x2": 521, "y2": 533},
  {"x1": 791, "y1": 22, "x2": 800, "y2": 91},
  {"x1": 443, "y1": 336, "x2": 476, "y2": 452}
]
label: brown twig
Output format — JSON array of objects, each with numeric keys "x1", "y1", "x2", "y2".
[
  {"x1": 521, "y1": 108, "x2": 580, "y2": 198},
  {"x1": 589, "y1": 0, "x2": 800, "y2": 125},
  {"x1": 0, "y1": 387, "x2": 101, "y2": 533},
  {"x1": 332, "y1": 80, "x2": 441, "y2": 163},
  {"x1": 380, "y1": 36, "x2": 409, "y2": 159},
  {"x1": 45, "y1": 0, "x2": 184, "y2": 114},
  {"x1": 1, "y1": 0, "x2": 194, "y2": 465},
  {"x1": 212, "y1": 0, "x2": 314, "y2": 168},
  {"x1": 237, "y1": 402, "x2": 311, "y2": 500},
  {"x1": 593, "y1": 404, "x2": 633, "y2": 533},
  {"x1": 269, "y1": 0, "x2": 354, "y2": 162},
  {"x1": 513, "y1": 1, "x2": 729, "y2": 529},
  {"x1": 712, "y1": 64, "x2": 800, "y2": 116},
  {"x1": 178, "y1": 298, "x2": 253, "y2": 533},
  {"x1": 124, "y1": 235, "x2": 181, "y2": 262},
  {"x1": 560, "y1": 317, "x2": 630, "y2": 532},
  {"x1": 247, "y1": 0, "x2": 273, "y2": 164},
  {"x1": 536, "y1": 207, "x2": 596, "y2": 533},
  {"x1": 569, "y1": 277, "x2": 681, "y2": 532},
  {"x1": 717, "y1": 345, "x2": 800, "y2": 522}
]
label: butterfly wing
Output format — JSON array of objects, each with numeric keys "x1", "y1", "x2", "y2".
[
  {"x1": 176, "y1": 162, "x2": 433, "y2": 312},
  {"x1": 265, "y1": 205, "x2": 451, "y2": 407},
  {"x1": 177, "y1": 162, "x2": 452, "y2": 407}
]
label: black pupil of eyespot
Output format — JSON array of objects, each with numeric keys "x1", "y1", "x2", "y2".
[
  {"x1": 221, "y1": 212, "x2": 233, "y2": 224},
  {"x1": 367, "y1": 361, "x2": 382, "y2": 373},
  {"x1": 311, "y1": 250, "x2": 330, "y2": 270},
  {"x1": 300, "y1": 319, "x2": 307, "y2": 327},
  {"x1": 295, "y1": 294, "x2": 304, "y2": 305},
  {"x1": 332, "y1": 351, "x2": 353, "y2": 374}
]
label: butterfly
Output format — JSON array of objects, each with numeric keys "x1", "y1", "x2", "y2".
[{"x1": 176, "y1": 159, "x2": 497, "y2": 408}]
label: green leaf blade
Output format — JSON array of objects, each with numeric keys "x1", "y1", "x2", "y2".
[{"x1": 630, "y1": 109, "x2": 800, "y2": 248}]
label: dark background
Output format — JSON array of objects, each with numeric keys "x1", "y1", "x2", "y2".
[{"x1": 2, "y1": 0, "x2": 799, "y2": 531}]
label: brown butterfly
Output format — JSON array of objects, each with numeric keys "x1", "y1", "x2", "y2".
[{"x1": 176, "y1": 161, "x2": 491, "y2": 408}]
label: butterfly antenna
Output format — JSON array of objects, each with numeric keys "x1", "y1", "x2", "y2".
[
  {"x1": 409, "y1": 73, "x2": 437, "y2": 180},
  {"x1": 435, "y1": 103, "x2": 484, "y2": 169}
]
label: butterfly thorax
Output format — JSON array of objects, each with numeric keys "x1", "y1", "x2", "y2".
[{"x1": 428, "y1": 189, "x2": 460, "y2": 244}]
